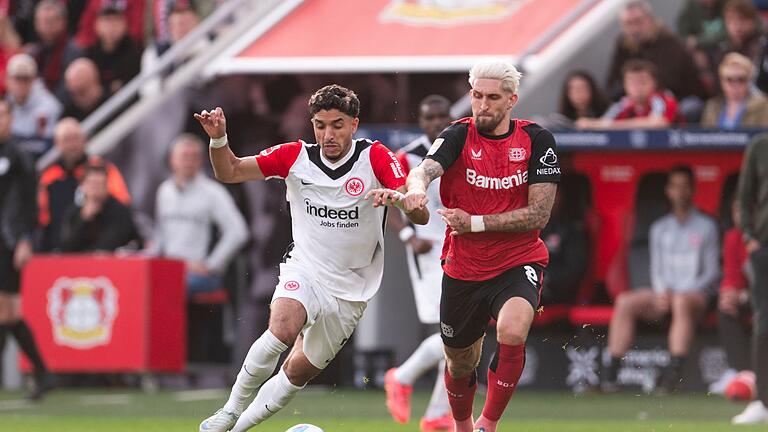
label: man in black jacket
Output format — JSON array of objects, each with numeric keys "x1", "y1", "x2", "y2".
[
  {"x1": 60, "y1": 162, "x2": 141, "y2": 252},
  {"x1": 0, "y1": 99, "x2": 53, "y2": 400}
]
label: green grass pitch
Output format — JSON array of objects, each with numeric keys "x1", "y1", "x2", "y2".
[{"x1": 0, "y1": 388, "x2": 763, "y2": 431}]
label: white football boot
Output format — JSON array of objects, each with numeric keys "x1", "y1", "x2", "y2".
[
  {"x1": 732, "y1": 400, "x2": 768, "y2": 425},
  {"x1": 199, "y1": 408, "x2": 240, "y2": 432}
]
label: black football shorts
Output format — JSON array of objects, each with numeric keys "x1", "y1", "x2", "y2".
[
  {"x1": 439, "y1": 264, "x2": 544, "y2": 348},
  {"x1": 0, "y1": 244, "x2": 20, "y2": 294}
]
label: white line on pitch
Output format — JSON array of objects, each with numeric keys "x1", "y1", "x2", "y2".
[
  {"x1": 0, "y1": 400, "x2": 31, "y2": 410},
  {"x1": 80, "y1": 394, "x2": 133, "y2": 405},
  {"x1": 175, "y1": 389, "x2": 227, "y2": 402}
]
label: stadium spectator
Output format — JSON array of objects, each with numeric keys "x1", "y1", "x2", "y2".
[
  {"x1": 706, "y1": 0, "x2": 764, "y2": 79},
  {"x1": 733, "y1": 133, "x2": 768, "y2": 424},
  {"x1": 0, "y1": 99, "x2": 53, "y2": 400},
  {"x1": 61, "y1": 57, "x2": 105, "y2": 121},
  {"x1": 701, "y1": 52, "x2": 768, "y2": 128},
  {"x1": 540, "y1": 70, "x2": 609, "y2": 129},
  {"x1": 151, "y1": 0, "x2": 221, "y2": 45},
  {"x1": 84, "y1": 3, "x2": 142, "y2": 95},
  {"x1": 150, "y1": 133, "x2": 247, "y2": 296},
  {"x1": 603, "y1": 166, "x2": 719, "y2": 394},
  {"x1": 384, "y1": 94, "x2": 453, "y2": 432},
  {"x1": 577, "y1": 60, "x2": 681, "y2": 130},
  {"x1": 5, "y1": 0, "x2": 39, "y2": 44},
  {"x1": 24, "y1": 0, "x2": 83, "y2": 98},
  {"x1": 677, "y1": 0, "x2": 726, "y2": 49},
  {"x1": 37, "y1": 118, "x2": 130, "y2": 251},
  {"x1": 5, "y1": 53, "x2": 62, "y2": 160},
  {"x1": 195, "y1": 85, "x2": 428, "y2": 432},
  {"x1": 403, "y1": 58, "x2": 560, "y2": 432},
  {"x1": 606, "y1": 1, "x2": 706, "y2": 120},
  {"x1": 0, "y1": 13, "x2": 22, "y2": 95},
  {"x1": 74, "y1": 0, "x2": 144, "y2": 48},
  {"x1": 710, "y1": 201, "x2": 752, "y2": 394},
  {"x1": 141, "y1": 3, "x2": 204, "y2": 98},
  {"x1": 59, "y1": 162, "x2": 141, "y2": 252},
  {"x1": 539, "y1": 192, "x2": 589, "y2": 305}
]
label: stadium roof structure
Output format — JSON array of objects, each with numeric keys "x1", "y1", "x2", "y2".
[{"x1": 208, "y1": 0, "x2": 599, "y2": 75}]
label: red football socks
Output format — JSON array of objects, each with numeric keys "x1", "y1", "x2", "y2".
[
  {"x1": 444, "y1": 368, "x2": 477, "y2": 421},
  {"x1": 482, "y1": 343, "x2": 525, "y2": 421}
]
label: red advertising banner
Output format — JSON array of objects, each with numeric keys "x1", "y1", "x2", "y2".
[
  {"x1": 216, "y1": 0, "x2": 589, "y2": 73},
  {"x1": 20, "y1": 256, "x2": 185, "y2": 372}
]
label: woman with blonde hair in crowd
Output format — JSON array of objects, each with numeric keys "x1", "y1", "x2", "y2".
[{"x1": 701, "y1": 52, "x2": 768, "y2": 128}]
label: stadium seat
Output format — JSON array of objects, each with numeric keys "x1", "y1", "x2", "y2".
[
  {"x1": 190, "y1": 288, "x2": 229, "y2": 305},
  {"x1": 568, "y1": 305, "x2": 614, "y2": 327}
]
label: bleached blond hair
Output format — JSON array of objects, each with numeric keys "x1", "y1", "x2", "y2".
[{"x1": 468, "y1": 58, "x2": 523, "y2": 94}]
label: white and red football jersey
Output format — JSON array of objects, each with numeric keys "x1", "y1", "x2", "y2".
[
  {"x1": 396, "y1": 135, "x2": 446, "y2": 243},
  {"x1": 255, "y1": 138, "x2": 406, "y2": 301}
]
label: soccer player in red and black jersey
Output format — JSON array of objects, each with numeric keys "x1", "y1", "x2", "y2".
[{"x1": 403, "y1": 58, "x2": 561, "y2": 432}]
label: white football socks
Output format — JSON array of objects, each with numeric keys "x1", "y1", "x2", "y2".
[
  {"x1": 231, "y1": 368, "x2": 304, "y2": 431},
  {"x1": 424, "y1": 359, "x2": 450, "y2": 419},
  {"x1": 223, "y1": 330, "x2": 289, "y2": 414},
  {"x1": 394, "y1": 332, "x2": 444, "y2": 384}
]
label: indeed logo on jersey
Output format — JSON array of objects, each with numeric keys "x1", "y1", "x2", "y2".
[
  {"x1": 304, "y1": 199, "x2": 360, "y2": 228},
  {"x1": 466, "y1": 168, "x2": 528, "y2": 190}
]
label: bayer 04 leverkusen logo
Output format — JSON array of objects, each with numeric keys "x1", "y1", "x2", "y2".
[
  {"x1": 344, "y1": 177, "x2": 365, "y2": 197},
  {"x1": 380, "y1": 0, "x2": 528, "y2": 25},
  {"x1": 47, "y1": 277, "x2": 119, "y2": 349}
]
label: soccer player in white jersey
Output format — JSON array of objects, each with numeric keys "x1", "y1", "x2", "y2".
[
  {"x1": 194, "y1": 85, "x2": 429, "y2": 432},
  {"x1": 384, "y1": 95, "x2": 454, "y2": 432}
]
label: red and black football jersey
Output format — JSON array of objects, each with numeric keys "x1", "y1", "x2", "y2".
[{"x1": 426, "y1": 117, "x2": 561, "y2": 281}]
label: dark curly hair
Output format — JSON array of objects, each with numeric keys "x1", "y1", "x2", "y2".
[{"x1": 308, "y1": 84, "x2": 360, "y2": 118}]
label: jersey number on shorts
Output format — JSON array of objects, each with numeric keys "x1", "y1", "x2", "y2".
[{"x1": 524, "y1": 266, "x2": 538, "y2": 287}]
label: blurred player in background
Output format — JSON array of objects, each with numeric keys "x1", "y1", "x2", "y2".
[
  {"x1": 195, "y1": 84, "x2": 428, "y2": 432},
  {"x1": 404, "y1": 58, "x2": 561, "y2": 432},
  {"x1": 384, "y1": 94, "x2": 453, "y2": 432},
  {"x1": 0, "y1": 100, "x2": 53, "y2": 400}
]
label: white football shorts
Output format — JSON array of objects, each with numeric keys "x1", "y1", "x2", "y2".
[
  {"x1": 405, "y1": 243, "x2": 443, "y2": 324},
  {"x1": 272, "y1": 260, "x2": 367, "y2": 370}
]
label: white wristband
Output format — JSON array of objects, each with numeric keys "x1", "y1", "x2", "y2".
[
  {"x1": 470, "y1": 215, "x2": 485, "y2": 233},
  {"x1": 209, "y1": 134, "x2": 228, "y2": 148},
  {"x1": 398, "y1": 226, "x2": 415, "y2": 242}
]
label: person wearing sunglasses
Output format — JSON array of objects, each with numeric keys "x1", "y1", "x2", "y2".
[{"x1": 701, "y1": 52, "x2": 768, "y2": 128}]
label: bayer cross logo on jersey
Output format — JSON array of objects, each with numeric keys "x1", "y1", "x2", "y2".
[
  {"x1": 509, "y1": 147, "x2": 526, "y2": 162},
  {"x1": 344, "y1": 177, "x2": 364, "y2": 196}
]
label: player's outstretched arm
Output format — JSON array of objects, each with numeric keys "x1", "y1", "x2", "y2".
[
  {"x1": 403, "y1": 159, "x2": 444, "y2": 213},
  {"x1": 365, "y1": 187, "x2": 430, "y2": 225},
  {"x1": 484, "y1": 182, "x2": 557, "y2": 232},
  {"x1": 194, "y1": 107, "x2": 265, "y2": 183}
]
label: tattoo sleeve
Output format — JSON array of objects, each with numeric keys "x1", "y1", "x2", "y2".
[
  {"x1": 483, "y1": 183, "x2": 558, "y2": 232},
  {"x1": 406, "y1": 158, "x2": 444, "y2": 192}
]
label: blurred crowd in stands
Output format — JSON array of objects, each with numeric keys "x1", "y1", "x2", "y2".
[{"x1": 542, "y1": 0, "x2": 768, "y2": 130}]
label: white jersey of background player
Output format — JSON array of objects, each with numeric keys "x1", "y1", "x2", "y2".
[
  {"x1": 195, "y1": 85, "x2": 428, "y2": 432},
  {"x1": 384, "y1": 95, "x2": 454, "y2": 432}
]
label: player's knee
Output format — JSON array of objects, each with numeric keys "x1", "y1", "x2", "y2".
[
  {"x1": 496, "y1": 323, "x2": 527, "y2": 345},
  {"x1": 283, "y1": 357, "x2": 319, "y2": 387},
  {"x1": 614, "y1": 293, "x2": 631, "y2": 312},
  {"x1": 446, "y1": 358, "x2": 475, "y2": 379},
  {"x1": 445, "y1": 346, "x2": 480, "y2": 378}
]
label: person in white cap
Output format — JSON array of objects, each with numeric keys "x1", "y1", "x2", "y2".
[{"x1": 4, "y1": 53, "x2": 62, "y2": 160}]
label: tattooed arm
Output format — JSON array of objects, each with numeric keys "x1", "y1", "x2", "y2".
[
  {"x1": 439, "y1": 183, "x2": 557, "y2": 236},
  {"x1": 484, "y1": 183, "x2": 557, "y2": 232},
  {"x1": 403, "y1": 159, "x2": 444, "y2": 212}
]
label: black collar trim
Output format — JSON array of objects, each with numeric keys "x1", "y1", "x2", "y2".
[{"x1": 306, "y1": 139, "x2": 372, "y2": 180}]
